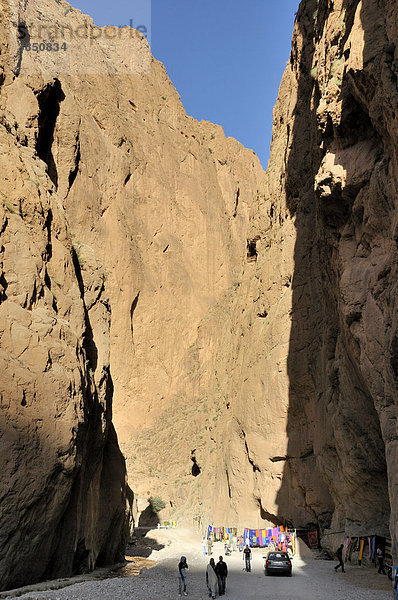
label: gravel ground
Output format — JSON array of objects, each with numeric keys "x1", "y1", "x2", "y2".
[{"x1": 4, "y1": 529, "x2": 394, "y2": 600}]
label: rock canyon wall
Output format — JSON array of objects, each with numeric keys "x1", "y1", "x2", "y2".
[
  {"x1": 270, "y1": 0, "x2": 398, "y2": 553},
  {"x1": 119, "y1": 0, "x2": 397, "y2": 560},
  {"x1": 194, "y1": 0, "x2": 397, "y2": 554},
  {"x1": 0, "y1": 0, "x2": 131, "y2": 590},
  {"x1": 0, "y1": 0, "x2": 397, "y2": 589},
  {"x1": 115, "y1": 0, "x2": 397, "y2": 556},
  {"x1": 197, "y1": 0, "x2": 397, "y2": 554}
]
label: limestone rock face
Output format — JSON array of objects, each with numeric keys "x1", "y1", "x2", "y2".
[
  {"x1": 1, "y1": 0, "x2": 266, "y2": 539},
  {"x1": 0, "y1": 1, "x2": 130, "y2": 591},
  {"x1": 1, "y1": 0, "x2": 397, "y2": 584},
  {"x1": 199, "y1": 0, "x2": 397, "y2": 554},
  {"x1": 200, "y1": 0, "x2": 397, "y2": 552},
  {"x1": 122, "y1": 0, "x2": 397, "y2": 559},
  {"x1": 112, "y1": 0, "x2": 396, "y2": 558},
  {"x1": 271, "y1": 0, "x2": 398, "y2": 553}
]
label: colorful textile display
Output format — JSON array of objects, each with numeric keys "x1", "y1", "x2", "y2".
[
  {"x1": 206, "y1": 526, "x2": 237, "y2": 541},
  {"x1": 346, "y1": 535, "x2": 390, "y2": 566},
  {"x1": 345, "y1": 536, "x2": 350, "y2": 560},
  {"x1": 243, "y1": 526, "x2": 295, "y2": 550},
  {"x1": 206, "y1": 525, "x2": 296, "y2": 554},
  {"x1": 358, "y1": 539, "x2": 365, "y2": 565},
  {"x1": 369, "y1": 536, "x2": 375, "y2": 560}
]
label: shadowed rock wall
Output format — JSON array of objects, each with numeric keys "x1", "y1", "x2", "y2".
[
  {"x1": 0, "y1": 0, "x2": 130, "y2": 590},
  {"x1": 276, "y1": 0, "x2": 397, "y2": 552},
  {"x1": 1, "y1": 0, "x2": 397, "y2": 580},
  {"x1": 202, "y1": 0, "x2": 396, "y2": 552}
]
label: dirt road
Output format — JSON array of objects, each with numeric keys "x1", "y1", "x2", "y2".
[{"x1": 8, "y1": 528, "x2": 393, "y2": 600}]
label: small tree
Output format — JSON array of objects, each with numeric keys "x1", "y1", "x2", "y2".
[{"x1": 150, "y1": 495, "x2": 166, "y2": 513}]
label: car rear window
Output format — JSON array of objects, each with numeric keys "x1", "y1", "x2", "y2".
[{"x1": 268, "y1": 552, "x2": 288, "y2": 559}]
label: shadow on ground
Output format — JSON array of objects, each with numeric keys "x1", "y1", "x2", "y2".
[{"x1": 126, "y1": 528, "x2": 165, "y2": 558}]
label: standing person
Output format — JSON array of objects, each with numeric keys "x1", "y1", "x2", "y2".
[
  {"x1": 178, "y1": 556, "x2": 188, "y2": 597},
  {"x1": 334, "y1": 544, "x2": 345, "y2": 573},
  {"x1": 207, "y1": 536, "x2": 213, "y2": 556},
  {"x1": 232, "y1": 534, "x2": 237, "y2": 552},
  {"x1": 202, "y1": 537, "x2": 207, "y2": 556},
  {"x1": 206, "y1": 557, "x2": 218, "y2": 599},
  {"x1": 243, "y1": 543, "x2": 252, "y2": 572},
  {"x1": 376, "y1": 547, "x2": 386, "y2": 574},
  {"x1": 215, "y1": 555, "x2": 228, "y2": 596}
]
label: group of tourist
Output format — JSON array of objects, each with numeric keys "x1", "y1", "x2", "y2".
[
  {"x1": 178, "y1": 554, "x2": 228, "y2": 598},
  {"x1": 178, "y1": 542, "x2": 253, "y2": 597},
  {"x1": 202, "y1": 534, "x2": 242, "y2": 557}
]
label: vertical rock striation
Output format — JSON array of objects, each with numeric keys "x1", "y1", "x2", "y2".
[
  {"x1": 0, "y1": 0, "x2": 397, "y2": 583},
  {"x1": 202, "y1": 0, "x2": 397, "y2": 556},
  {"x1": 274, "y1": 0, "x2": 398, "y2": 552},
  {"x1": 0, "y1": 0, "x2": 130, "y2": 591},
  {"x1": 201, "y1": 0, "x2": 397, "y2": 554}
]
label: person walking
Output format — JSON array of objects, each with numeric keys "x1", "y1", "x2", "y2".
[
  {"x1": 334, "y1": 544, "x2": 345, "y2": 573},
  {"x1": 178, "y1": 556, "x2": 188, "y2": 596},
  {"x1": 206, "y1": 557, "x2": 218, "y2": 599},
  {"x1": 376, "y1": 547, "x2": 386, "y2": 574},
  {"x1": 215, "y1": 555, "x2": 228, "y2": 596},
  {"x1": 207, "y1": 537, "x2": 213, "y2": 556},
  {"x1": 232, "y1": 534, "x2": 237, "y2": 552},
  {"x1": 202, "y1": 537, "x2": 207, "y2": 556},
  {"x1": 243, "y1": 543, "x2": 252, "y2": 572}
]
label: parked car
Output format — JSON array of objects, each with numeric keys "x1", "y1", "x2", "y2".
[{"x1": 264, "y1": 551, "x2": 292, "y2": 576}]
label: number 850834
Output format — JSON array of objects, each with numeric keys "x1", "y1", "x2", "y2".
[{"x1": 25, "y1": 42, "x2": 67, "y2": 52}]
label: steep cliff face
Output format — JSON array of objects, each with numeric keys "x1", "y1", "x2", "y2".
[
  {"x1": 199, "y1": 0, "x2": 397, "y2": 551},
  {"x1": 134, "y1": 0, "x2": 396, "y2": 553},
  {"x1": 0, "y1": 1, "x2": 130, "y2": 591},
  {"x1": 1, "y1": 1, "x2": 265, "y2": 533},
  {"x1": 1, "y1": 0, "x2": 397, "y2": 585},
  {"x1": 132, "y1": 0, "x2": 397, "y2": 555},
  {"x1": 0, "y1": 0, "x2": 265, "y2": 586},
  {"x1": 275, "y1": 0, "x2": 397, "y2": 551},
  {"x1": 199, "y1": 0, "x2": 397, "y2": 547}
]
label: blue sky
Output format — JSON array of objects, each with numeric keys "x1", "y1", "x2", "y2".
[{"x1": 69, "y1": 0, "x2": 298, "y2": 167}]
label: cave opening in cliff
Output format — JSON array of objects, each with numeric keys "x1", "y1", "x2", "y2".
[
  {"x1": 36, "y1": 79, "x2": 65, "y2": 188},
  {"x1": 191, "y1": 456, "x2": 201, "y2": 477},
  {"x1": 247, "y1": 238, "x2": 258, "y2": 262}
]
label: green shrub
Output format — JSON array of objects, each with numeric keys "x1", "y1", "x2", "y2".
[{"x1": 150, "y1": 495, "x2": 166, "y2": 513}]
